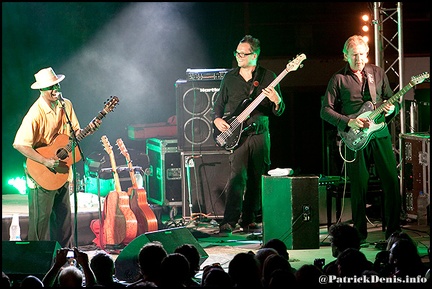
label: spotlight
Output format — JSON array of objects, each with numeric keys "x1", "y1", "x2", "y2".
[{"x1": 360, "y1": 13, "x2": 371, "y2": 43}]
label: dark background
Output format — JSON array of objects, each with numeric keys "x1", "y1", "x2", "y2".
[{"x1": 2, "y1": 2, "x2": 430, "y2": 194}]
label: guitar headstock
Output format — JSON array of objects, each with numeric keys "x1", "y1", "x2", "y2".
[
  {"x1": 101, "y1": 135, "x2": 113, "y2": 155},
  {"x1": 410, "y1": 72, "x2": 430, "y2": 86},
  {"x1": 116, "y1": 138, "x2": 130, "y2": 160},
  {"x1": 102, "y1": 96, "x2": 120, "y2": 114},
  {"x1": 286, "y1": 53, "x2": 307, "y2": 72}
]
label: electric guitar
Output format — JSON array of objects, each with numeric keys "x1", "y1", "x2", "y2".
[
  {"x1": 213, "y1": 53, "x2": 306, "y2": 150},
  {"x1": 26, "y1": 96, "x2": 119, "y2": 190},
  {"x1": 116, "y1": 138, "x2": 158, "y2": 235},
  {"x1": 339, "y1": 72, "x2": 430, "y2": 151},
  {"x1": 101, "y1": 135, "x2": 138, "y2": 245}
]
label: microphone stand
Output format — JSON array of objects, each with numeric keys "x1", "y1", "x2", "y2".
[{"x1": 59, "y1": 97, "x2": 86, "y2": 248}]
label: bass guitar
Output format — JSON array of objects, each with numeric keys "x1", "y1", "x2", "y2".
[
  {"x1": 116, "y1": 138, "x2": 159, "y2": 234},
  {"x1": 338, "y1": 72, "x2": 430, "y2": 151},
  {"x1": 213, "y1": 54, "x2": 306, "y2": 151},
  {"x1": 26, "y1": 96, "x2": 119, "y2": 190},
  {"x1": 101, "y1": 135, "x2": 138, "y2": 245}
]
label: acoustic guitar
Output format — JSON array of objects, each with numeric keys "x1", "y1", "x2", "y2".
[
  {"x1": 26, "y1": 96, "x2": 119, "y2": 190},
  {"x1": 93, "y1": 191, "x2": 127, "y2": 249},
  {"x1": 116, "y1": 138, "x2": 159, "y2": 234},
  {"x1": 101, "y1": 135, "x2": 138, "y2": 245}
]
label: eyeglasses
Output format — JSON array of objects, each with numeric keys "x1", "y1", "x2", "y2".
[
  {"x1": 40, "y1": 83, "x2": 61, "y2": 91},
  {"x1": 233, "y1": 51, "x2": 254, "y2": 58}
]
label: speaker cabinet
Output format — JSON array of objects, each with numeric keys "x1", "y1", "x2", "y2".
[
  {"x1": 414, "y1": 84, "x2": 430, "y2": 133},
  {"x1": 115, "y1": 227, "x2": 208, "y2": 283},
  {"x1": 262, "y1": 175, "x2": 320, "y2": 249},
  {"x1": 181, "y1": 151, "x2": 231, "y2": 219},
  {"x1": 175, "y1": 79, "x2": 225, "y2": 151},
  {"x1": 400, "y1": 132, "x2": 430, "y2": 220},
  {"x1": 2, "y1": 241, "x2": 61, "y2": 282}
]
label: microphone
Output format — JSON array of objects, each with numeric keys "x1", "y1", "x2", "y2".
[{"x1": 57, "y1": 92, "x2": 64, "y2": 101}]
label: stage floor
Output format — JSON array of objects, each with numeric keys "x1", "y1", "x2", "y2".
[{"x1": 2, "y1": 193, "x2": 430, "y2": 284}]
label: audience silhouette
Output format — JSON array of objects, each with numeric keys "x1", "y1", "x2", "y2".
[
  {"x1": 2, "y1": 271, "x2": 11, "y2": 288},
  {"x1": 323, "y1": 222, "x2": 362, "y2": 275},
  {"x1": 295, "y1": 264, "x2": 324, "y2": 287},
  {"x1": 174, "y1": 244, "x2": 201, "y2": 287},
  {"x1": 261, "y1": 254, "x2": 295, "y2": 288},
  {"x1": 262, "y1": 238, "x2": 290, "y2": 261},
  {"x1": 201, "y1": 263, "x2": 232, "y2": 288},
  {"x1": 254, "y1": 247, "x2": 279, "y2": 277},
  {"x1": 158, "y1": 253, "x2": 190, "y2": 287},
  {"x1": 20, "y1": 275, "x2": 44, "y2": 288},
  {"x1": 388, "y1": 238, "x2": 428, "y2": 278},
  {"x1": 126, "y1": 241, "x2": 167, "y2": 287},
  {"x1": 373, "y1": 231, "x2": 416, "y2": 277},
  {"x1": 90, "y1": 250, "x2": 127, "y2": 287},
  {"x1": 2, "y1": 233, "x2": 428, "y2": 288},
  {"x1": 228, "y1": 251, "x2": 262, "y2": 288},
  {"x1": 42, "y1": 247, "x2": 95, "y2": 287}
]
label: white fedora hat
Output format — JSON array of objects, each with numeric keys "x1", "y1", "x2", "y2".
[{"x1": 30, "y1": 67, "x2": 65, "y2": 89}]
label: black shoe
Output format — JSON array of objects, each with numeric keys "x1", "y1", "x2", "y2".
[
  {"x1": 218, "y1": 223, "x2": 233, "y2": 236},
  {"x1": 240, "y1": 222, "x2": 261, "y2": 233}
]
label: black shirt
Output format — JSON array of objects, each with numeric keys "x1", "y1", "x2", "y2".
[
  {"x1": 321, "y1": 63, "x2": 398, "y2": 137},
  {"x1": 212, "y1": 65, "x2": 285, "y2": 135}
]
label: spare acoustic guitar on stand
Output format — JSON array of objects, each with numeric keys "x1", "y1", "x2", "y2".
[
  {"x1": 101, "y1": 135, "x2": 138, "y2": 247},
  {"x1": 116, "y1": 138, "x2": 158, "y2": 235}
]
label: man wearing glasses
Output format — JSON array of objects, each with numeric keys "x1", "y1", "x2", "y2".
[
  {"x1": 13, "y1": 67, "x2": 101, "y2": 247},
  {"x1": 212, "y1": 35, "x2": 285, "y2": 236}
]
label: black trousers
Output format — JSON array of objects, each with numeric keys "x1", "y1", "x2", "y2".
[
  {"x1": 345, "y1": 135, "x2": 401, "y2": 240},
  {"x1": 221, "y1": 132, "x2": 271, "y2": 226}
]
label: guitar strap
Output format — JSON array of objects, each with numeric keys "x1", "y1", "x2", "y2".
[
  {"x1": 242, "y1": 66, "x2": 267, "y2": 135},
  {"x1": 364, "y1": 65, "x2": 377, "y2": 104},
  {"x1": 248, "y1": 65, "x2": 266, "y2": 99}
]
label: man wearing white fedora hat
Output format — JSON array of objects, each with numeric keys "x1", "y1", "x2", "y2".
[{"x1": 13, "y1": 67, "x2": 102, "y2": 248}]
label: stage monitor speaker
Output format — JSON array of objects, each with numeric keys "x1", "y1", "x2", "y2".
[
  {"x1": 175, "y1": 79, "x2": 225, "y2": 151},
  {"x1": 262, "y1": 175, "x2": 320, "y2": 250},
  {"x1": 181, "y1": 151, "x2": 231, "y2": 219},
  {"x1": 2, "y1": 241, "x2": 61, "y2": 282},
  {"x1": 115, "y1": 227, "x2": 208, "y2": 283}
]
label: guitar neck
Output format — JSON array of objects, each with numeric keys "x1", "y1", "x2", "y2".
[
  {"x1": 237, "y1": 69, "x2": 289, "y2": 123},
  {"x1": 116, "y1": 139, "x2": 139, "y2": 189},
  {"x1": 368, "y1": 82, "x2": 413, "y2": 120},
  {"x1": 126, "y1": 162, "x2": 139, "y2": 189},
  {"x1": 108, "y1": 153, "x2": 122, "y2": 192},
  {"x1": 63, "y1": 105, "x2": 116, "y2": 157}
]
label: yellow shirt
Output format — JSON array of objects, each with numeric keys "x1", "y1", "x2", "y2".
[{"x1": 13, "y1": 95, "x2": 81, "y2": 186}]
